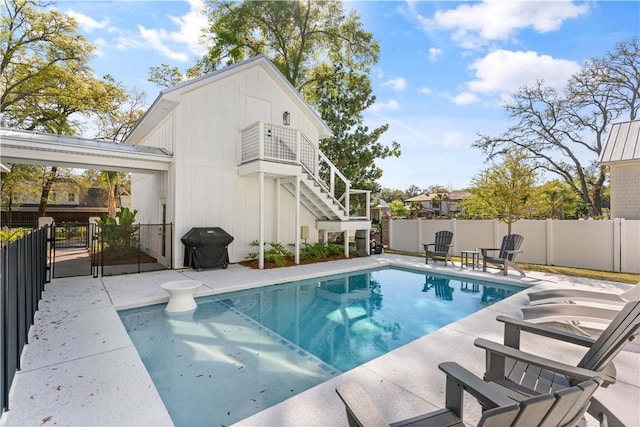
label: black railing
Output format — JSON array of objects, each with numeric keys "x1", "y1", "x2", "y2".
[
  {"x1": 54, "y1": 222, "x2": 90, "y2": 248},
  {"x1": 1, "y1": 225, "x2": 50, "y2": 413},
  {"x1": 95, "y1": 223, "x2": 173, "y2": 277}
]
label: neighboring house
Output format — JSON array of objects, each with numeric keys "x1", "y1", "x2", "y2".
[
  {"x1": 444, "y1": 190, "x2": 472, "y2": 217},
  {"x1": 404, "y1": 193, "x2": 436, "y2": 218},
  {"x1": 599, "y1": 120, "x2": 640, "y2": 220},
  {"x1": 404, "y1": 192, "x2": 470, "y2": 218},
  {"x1": 370, "y1": 199, "x2": 390, "y2": 222},
  {"x1": 124, "y1": 55, "x2": 371, "y2": 268},
  {"x1": 1, "y1": 181, "x2": 109, "y2": 224}
]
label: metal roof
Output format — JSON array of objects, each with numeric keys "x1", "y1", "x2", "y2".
[
  {"x1": 599, "y1": 120, "x2": 640, "y2": 165},
  {"x1": 0, "y1": 128, "x2": 172, "y2": 173}
]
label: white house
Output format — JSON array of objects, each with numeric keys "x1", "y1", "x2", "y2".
[
  {"x1": 599, "y1": 119, "x2": 640, "y2": 219},
  {"x1": 124, "y1": 55, "x2": 371, "y2": 269}
]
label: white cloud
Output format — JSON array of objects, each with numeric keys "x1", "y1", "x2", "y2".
[
  {"x1": 452, "y1": 91, "x2": 480, "y2": 105},
  {"x1": 429, "y1": 47, "x2": 443, "y2": 61},
  {"x1": 138, "y1": 0, "x2": 208, "y2": 61},
  {"x1": 382, "y1": 77, "x2": 407, "y2": 91},
  {"x1": 466, "y1": 49, "x2": 581, "y2": 94},
  {"x1": 418, "y1": 1, "x2": 590, "y2": 48},
  {"x1": 370, "y1": 99, "x2": 400, "y2": 113},
  {"x1": 441, "y1": 132, "x2": 466, "y2": 148},
  {"x1": 138, "y1": 26, "x2": 190, "y2": 62},
  {"x1": 118, "y1": 0, "x2": 207, "y2": 62},
  {"x1": 93, "y1": 38, "x2": 107, "y2": 57},
  {"x1": 419, "y1": 86, "x2": 432, "y2": 95},
  {"x1": 166, "y1": 0, "x2": 209, "y2": 56},
  {"x1": 66, "y1": 10, "x2": 109, "y2": 32}
]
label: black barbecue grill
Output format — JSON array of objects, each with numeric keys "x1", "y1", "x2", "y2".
[{"x1": 181, "y1": 227, "x2": 234, "y2": 270}]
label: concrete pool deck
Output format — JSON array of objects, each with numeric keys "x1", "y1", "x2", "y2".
[{"x1": 1, "y1": 254, "x2": 638, "y2": 426}]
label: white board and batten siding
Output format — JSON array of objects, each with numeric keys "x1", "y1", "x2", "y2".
[{"x1": 131, "y1": 58, "x2": 327, "y2": 267}]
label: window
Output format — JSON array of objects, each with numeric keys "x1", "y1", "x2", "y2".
[{"x1": 68, "y1": 193, "x2": 76, "y2": 202}]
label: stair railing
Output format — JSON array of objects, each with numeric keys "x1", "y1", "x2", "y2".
[{"x1": 241, "y1": 121, "x2": 355, "y2": 218}]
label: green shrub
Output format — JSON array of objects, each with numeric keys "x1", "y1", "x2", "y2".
[
  {"x1": 299, "y1": 242, "x2": 346, "y2": 260},
  {"x1": 0, "y1": 227, "x2": 27, "y2": 245},
  {"x1": 248, "y1": 240, "x2": 292, "y2": 267}
]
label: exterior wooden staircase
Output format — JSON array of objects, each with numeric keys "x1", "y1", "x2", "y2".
[{"x1": 239, "y1": 121, "x2": 369, "y2": 223}]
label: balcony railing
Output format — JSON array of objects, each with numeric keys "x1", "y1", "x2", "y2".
[{"x1": 241, "y1": 121, "x2": 370, "y2": 220}]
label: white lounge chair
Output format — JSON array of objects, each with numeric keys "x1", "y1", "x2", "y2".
[
  {"x1": 521, "y1": 303, "x2": 620, "y2": 326},
  {"x1": 527, "y1": 284, "x2": 640, "y2": 307}
]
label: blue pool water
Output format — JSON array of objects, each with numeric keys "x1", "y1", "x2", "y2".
[{"x1": 119, "y1": 267, "x2": 523, "y2": 426}]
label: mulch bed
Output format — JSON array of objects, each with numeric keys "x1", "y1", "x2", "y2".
[
  {"x1": 99, "y1": 250, "x2": 158, "y2": 266},
  {"x1": 238, "y1": 254, "x2": 354, "y2": 269}
]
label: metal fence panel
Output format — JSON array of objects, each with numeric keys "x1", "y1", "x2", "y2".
[
  {"x1": 99, "y1": 224, "x2": 172, "y2": 276},
  {"x1": 0, "y1": 226, "x2": 49, "y2": 412},
  {"x1": 1, "y1": 244, "x2": 6, "y2": 412}
]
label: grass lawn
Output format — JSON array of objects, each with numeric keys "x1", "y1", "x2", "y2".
[{"x1": 385, "y1": 249, "x2": 640, "y2": 284}]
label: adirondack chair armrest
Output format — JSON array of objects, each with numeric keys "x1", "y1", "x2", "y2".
[
  {"x1": 335, "y1": 382, "x2": 390, "y2": 427},
  {"x1": 474, "y1": 338, "x2": 614, "y2": 384},
  {"x1": 503, "y1": 250, "x2": 523, "y2": 255},
  {"x1": 496, "y1": 315, "x2": 596, "y2": 348},
  {"x1": 479, "y1": 247, "x2": 500, "y2": 256},
  {"x1": 438, "y1": 362, "x2": 514, "y2": 410}
]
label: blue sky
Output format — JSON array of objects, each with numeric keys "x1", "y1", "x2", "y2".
[{"x1": 58, "y1": 0, "x2": 640, "y2": 192}]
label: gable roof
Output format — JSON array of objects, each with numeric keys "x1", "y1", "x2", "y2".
[
  {"x1": 599, "y1": 120, "x2": 640, "y2": 165},
  {"x1": 125, "y1": 55, "x2": 332, "y2": 146},
  {"x1": 405, "y1": 194, "x2": 433, "y2": 202}
]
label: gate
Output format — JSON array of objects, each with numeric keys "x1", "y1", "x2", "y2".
[
  {"x1": 92, "y1": 223, "x2": 173, "y2": 277},
  {"x1": 50, "y1": 223, "x2": 172, "y2": 278},
  {"x1": 52, "y1": 223, "x2": 93, "y2": 278}
]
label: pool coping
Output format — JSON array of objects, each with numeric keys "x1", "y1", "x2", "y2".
[{"x1": 1, "y1": 254, "x2": 638, "y2": 426}]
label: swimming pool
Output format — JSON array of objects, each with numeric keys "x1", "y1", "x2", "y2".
[{"x1": 119, "y1": 267, "x2": 523, "y2": 426}]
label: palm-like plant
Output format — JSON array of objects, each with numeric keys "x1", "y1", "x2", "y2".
[{"x1": 99, "y1": 171, "x2": 127, "y2": 217}]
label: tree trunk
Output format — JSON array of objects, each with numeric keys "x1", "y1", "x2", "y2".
[
  {"x1": 592, "y1": 186, "x2": 603, "y2": 218},
  {"x1": 6, "y1": 197, "x2": 13, "y2": 226},
  {"x1": 37, "y1": 167, "x2": 58, "y2": 218},
  {"x1": 108, "y1": 184, "x2": 117, "y2": 218}
]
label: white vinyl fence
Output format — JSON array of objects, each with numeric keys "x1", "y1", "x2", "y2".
[{"x1": 388, "y1": 219, "x2": 640, "y2": 274}]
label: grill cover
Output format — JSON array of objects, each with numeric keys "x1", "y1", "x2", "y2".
[{"x1": 181, "y1": 227, "x2": 234, "y2": 269}]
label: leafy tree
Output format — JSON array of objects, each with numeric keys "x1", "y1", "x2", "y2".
[
  {"x1": 148, "y1": 63, "x2": 185, "y2": 88},
  {"x1": 310, "y1": 63, "x2": 400, "y2": 191},
  {"x1": 462, "y1": 151, "x2": 538, "y2": 234},
  {"x1": 405, "y1": 185, "x2": 423, "y2": 198},
  {"x1": 99, "y1": 171, "x2": 128, "y2": 218},
  {"x1": 425, "y1": 184, "x2": 448, "y2": 194},
  {"x1": 474, "y1": 37, "x2": 639, "y2": 218},
  {"x1": 408, "y1": 201, "x2": 423, "y2": 217},
  {"x1": 376, "y1": 188, "x2": 406, "y2": 203},
  {"x1": 0, "y1": 164, "x2": 41, "y2": 224},
  {"x1": 387, "y1": 199, "x2": 409, "y2": 218},
  {"x1": 1, "y1": 0, "x2": 124, "y2": 133},
  {"x1": 531, "y1": 180, "x2": 578, "y2": 219},
  {"x1": 197, "y1": 0, "x2": 399, "y2": 191},
  {"x1": 147, "y1": 63, "x2": 202, "y2": 89},
  {"x1": 431, "y1": 193, "x2": 448, "y2": 212},
  {"x1": 1, "y1": 0, "x2": 135, "y2": 217},
  {"x1": 93, "y1": 77, "x2": 147, "y2": 143},
  {"x1": 200, "y1": 0, "x2": 378, "y2": 88}
]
